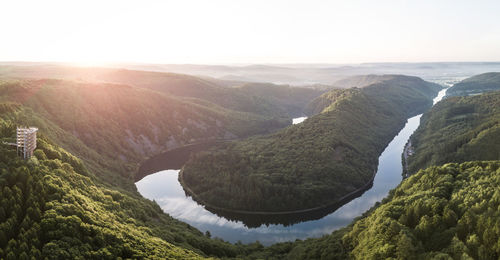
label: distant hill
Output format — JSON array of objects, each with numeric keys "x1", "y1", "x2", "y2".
[
  {"x1": 94, "y1": 69, "x2": 289, "y2": 118},
  {"x1": 4, "y1": 61, "x2": 500, "y2": 86},
  {"x1": 330, "y1": 74, "x2": 437, "y2": 89},
  {"x1": 407, "y1": 91, "x2": 500, "y2": 174},
  {"x1": 307, "y1": 75, "x2": 441, "y2": 115},
  {"x1": 332, "y1": 74, "x2": 396, "y2": 88},
  {"x1": 447, "y1": 72, "x2": 500, "y2": 96},
  {"x1": 0, "y1": 65, "x2": 324, "y2": 118},
  {"x1": 96, "y1": 69, "x2": 325, "y2": 118},
  {"x1": 237, "y1": 82, "x2": 325, "y2": 117}
]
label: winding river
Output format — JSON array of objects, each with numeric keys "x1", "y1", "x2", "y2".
[{"x1": 136, "y1": 88, "x2": 448, "y2": 245}]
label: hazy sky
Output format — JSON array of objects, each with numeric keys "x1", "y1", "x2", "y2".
[{"x1": 1, "y1": 0, "x2": 500, "y2": 65}]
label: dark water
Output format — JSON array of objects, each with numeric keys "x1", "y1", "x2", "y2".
[{"x1": 136, "y1": 88, "x2": 448, "y2": 245}]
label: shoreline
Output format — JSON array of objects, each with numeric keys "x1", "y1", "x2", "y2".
[
  {"x1": 135, "y1": 139, "x2": 227, "y2": 182},
  {"x1": 402, "y1": 139, "x2": 413, "y2": 178},
  {"x1": 178, "y1": 167, "x2": 377, "y2": 216}
]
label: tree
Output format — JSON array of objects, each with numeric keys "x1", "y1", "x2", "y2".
[{"x1": 394, "y1": 231, "x2": 417, "y2": 259}]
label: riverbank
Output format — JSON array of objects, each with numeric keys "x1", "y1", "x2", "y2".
[
  {"x1": 135, "y1": 139, "x2": 227, "y2": 182},
  {"x1": 178, "y1": 167, "x2": 377, "y2": 216},
  {"x1": 402, "y1": 140, "x2": 414, "y2": 178},
  {"x1": 136, "y1": 111, "x2": 435, "y2": 244},
  {"x1": 402, "y1": 87, "x2": 448, "y2": 178},
  {"x1": 136, "y1": 119, "x2": 307, "y2": 182}
]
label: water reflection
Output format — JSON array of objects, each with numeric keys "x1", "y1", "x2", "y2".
[
  {"x1": 136, "y1": 88, "x2": 448, "y2": 245},
  {"x1": 136, "y1": 171, "x2": 246, "y2": 229},
  {"x1": 292, "y1": 116, "x2": 307, "y2": 124},
  {"x1": 433, "y1": 87, "x2": 448, "y2": 104},
  {"x1": 136, "y1": 114, "x2": 423, "y2": 244}
]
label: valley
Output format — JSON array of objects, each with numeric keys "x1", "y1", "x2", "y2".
[
  {"x1": 180, "y1": 75, "x2": 442, "y2": 213},
  {"x1": 3, "y1": 1, "x2": 500, "y2": 258},
  {"x1": 136, "y1": 82, "x2": 448, "y2": 245},
  {"x1": 0, "y1": 63, "x2": 499, "y2": 259}
]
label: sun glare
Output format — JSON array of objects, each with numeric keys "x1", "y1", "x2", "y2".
[{"x1": 1, "y1": 0, "x2": 500, "y2": 64}]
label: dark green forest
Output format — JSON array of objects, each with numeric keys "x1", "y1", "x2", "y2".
[
  {"x1": 0, "y1": 101, "x2": 283, "y2": 259},
  {"x1": 181, "y1": 76, "x2": 441, "y2": 212},
  {"x1": 408, "y1": 91, "x2": 500, "y2": 174},
  {"x1": 0, "y1": 138, "x2": 205, "y2": 259},
  {"x1": 251, "y1": 161, "x2": 500, "y2": 259}
]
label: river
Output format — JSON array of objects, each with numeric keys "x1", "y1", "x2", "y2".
[{"x1": 135, "y1": 88, "x2": 448, "y2": 245}]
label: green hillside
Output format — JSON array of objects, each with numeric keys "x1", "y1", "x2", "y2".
[
  {"x1": 307, "y1": 75, "x2": 440, "y2": 115},
  {"x1": 447, "y1": 72, "x2": 500, "y2": 96},
  {"x1": 252, "y1": 161, "x2": 500, "y2": 259},
  {"x1": 2, "y1": 112, "x2": 274, "y2": 259},
  {"x1": 407, "y1": 91, "x2": 500, "y2": 174},
  {"x1": 181, "y1": 76, "x2": 441, "y2": 212},
  {"x1": 331, "y1": 74, "x2": 433, "y2": 89},
  {"x1": 332, "y1": 74, "x2": 399, "y2": 88},
  {"x1": 0, "y1": 79, "x2": 290, "y2": 187},
  {"x1": 0, "y1": 72, "x2": 320, "y2": 259},
  {"x1": 0, "y1": 139, "x2": 205, "y2": 259},
  {"x1": 236, "y1": 82, "x2": 325, "y2": 117},
  {"x1": 95, "y1": 69, "x2": 293, "y2": 118},
  {"x1": 344, "y1": 161, "x2": 500, "y2": 259},
  {"x1": 0, "y1": 65, "x2": 324, "y2": 118}
]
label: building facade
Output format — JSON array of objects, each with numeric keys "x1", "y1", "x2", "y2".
[{"x1": 17, "y1": 127, "x2": 38, "y2": 159}]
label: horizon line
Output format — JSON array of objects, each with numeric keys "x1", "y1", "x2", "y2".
[{"x1": 2, "y1": 60, "x2": 500, "y2": 67}]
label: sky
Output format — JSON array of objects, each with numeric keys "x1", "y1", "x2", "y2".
[{"x1": 1, "y1": 0, "x2": 500, "y2": 65}]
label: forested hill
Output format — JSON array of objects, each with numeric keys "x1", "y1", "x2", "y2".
[
  {"x1": 0, "y1": 69, "x2": 325, "y2": 259},
  {"x1": 307, "y1": 75, "x2": 441, "y2": 115},
  {"x1": 1, "y1": 69, "x2": 498, "y2": 259},
  {"x1": 407, "y1": 91, "x2": 500, "y2": 175},
  {"x1": 331, "y1": 74, "x2": 437, "y2": 89},
  {"x1": 331, "y1": 74, "x2": 392, "y2": 88},
  {"x1": 0, "y1": 79, "x2": 288, "y2": 187},
  {"x1": 0, "y1": 116, "x2": 269, "y2": 258},
  {"x1": 0, "y1": 65, "x2": 325, "y2": 118},
  {"x1": 252, "y1": 161, "x2": 500, "y2": 259},
  {"x1": 235, "y1": 82, "x2": 325, "y2": 117},
  {"x1": 181, "y1": 76, "x2": 441, "y2": 212},
  {"x1": 0, "y1": 137, "x2": 201, "y2": 259},
  {"x1": 446, "y1": 72, "x2": 500, "y2": 96},
  {"x1": 251, "y1": 91, "x2": 500, "y2": 259},
  {"x1": 95, "y1": 70, "x2": 326, "y2": 118}
]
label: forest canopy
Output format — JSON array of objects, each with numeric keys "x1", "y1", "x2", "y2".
[
  {"x1": 408, "y1": 91, "x2": 500, "y2": 174},
  {"x1": 252, "y1": 161, "x2": 500, "y2": 259},
  {"x1": 181, "y1": 76, "x2": 441, "y2": 212}
]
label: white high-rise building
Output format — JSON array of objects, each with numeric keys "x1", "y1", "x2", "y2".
[{"x1": 17, "y1": 127, "x2": 38, "y2": 159}]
